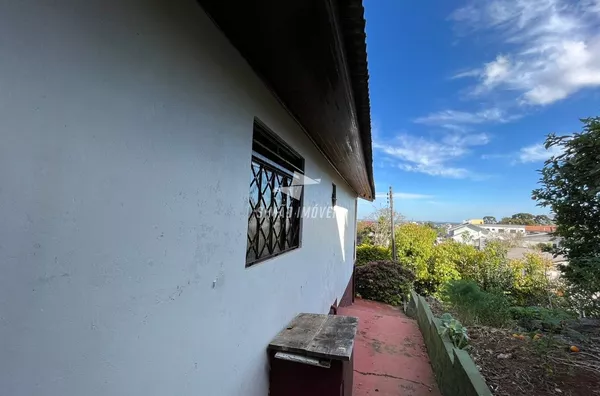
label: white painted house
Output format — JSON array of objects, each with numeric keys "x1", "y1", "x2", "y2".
[
  {"x1": 479, "y1": 224, "x2": 526, "y2": 234},
  {"x1": 448, "y1": 224, "x2": 489, "y2": 246},
  {"x1": 0, "y1": 1, "x2": 375, "y2": 395}
]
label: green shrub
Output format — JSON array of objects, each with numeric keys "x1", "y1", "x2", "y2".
[
  {"x1": 441, "y1": 280, "x2": 512, "y2": 327},
  {"x1": 356, "y1": 244, "x2": 391, "y2": 265},
  {"x1": 509, "y1": 252, "x2": 554, "y2": 306},
  {"x1": 439, "y1": 313, "x2": 469, "y2": 349},
  {"x1": 355, "y1": 261, "x2": 416, "y2": 305},
  {"x1": 509, "y1": 306, "x2": 576, "y2": 332}
]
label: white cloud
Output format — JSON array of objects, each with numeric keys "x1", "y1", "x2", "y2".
[
  {"x1": 518, "y1": 142, "x2": 563, "y2": 162},
  {"x1": 481, "y1": 141, "x2": 563, "y2": 162},
  {"x1": 375, "y1": 192, "x2": 434, "y2": 200},
  {"x1": 450, "y1": 0, "x2": 600, "y2": 105},
  {"x1": 414, "y1": 108, "x2": 513, "y2": 125},
  {"x1": 373, "y1": 131, "x2": 490, "y2": 179},
  {"x1": 480, "y1": 153, "x2": 511, "y2": 160}
]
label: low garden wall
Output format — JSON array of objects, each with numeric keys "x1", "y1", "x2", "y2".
[{"x1": 407, "y1": 291, "x2": 492, "y2": 396}]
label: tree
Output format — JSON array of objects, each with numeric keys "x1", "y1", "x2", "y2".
[
  {"x1": 509, "y1": 252, "x2": 554, "y2": 307},
  {"x1": 500, "y1": 213, "x2": 536, "y2": 225},
  {"x1": 395, "y1": 224, "x2": 437, "y2": 287},
  {"x1": 424, "y1": 221, "x2": 436, "y2": 229},
  {"x1": 483, "y1": 216, "x2": 497, "y2": 224},
  {"x1": 366, "y1": 207, "x2": 404, "y2": 247},
  {"x1": 486, "y1": 230, "x2": 524, "y2": 248},
  {"x1": 356, "y1": 220, "x2": 374, "y2": 245},
  {"x1": 533, "y1": 117, "x2": 600, "y2": 300},
  {"x1": 534, "y1": 214, "x2": 553, "y2": 225}
]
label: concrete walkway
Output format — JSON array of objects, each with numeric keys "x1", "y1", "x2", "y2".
[{"x1": 339, "y1": 299, "x2": 441, "y2": 396}]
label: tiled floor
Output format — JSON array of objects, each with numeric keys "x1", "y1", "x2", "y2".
[{"x1": 339, "y1": 299, "x2": 441, "y2": 396}]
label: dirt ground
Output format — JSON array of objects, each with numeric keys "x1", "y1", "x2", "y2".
[
  {"x1": 426, "y1": 298, "x2": 600, "y2": 396},
  {"x1": 468, "y1": 325, "x2": 600, "y2": 396}
]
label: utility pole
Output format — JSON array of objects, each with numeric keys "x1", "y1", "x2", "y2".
[{"x1": 389, "y1": 186, "x2": 397, "y2": 261}]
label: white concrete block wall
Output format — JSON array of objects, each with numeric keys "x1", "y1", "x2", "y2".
[{"x1": 0, "y1": 1, "x2": 358, "y2": 395}]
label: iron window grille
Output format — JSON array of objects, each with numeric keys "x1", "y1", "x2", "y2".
[{"x1": 246, "y1": 120, "x2": 304, "y2": 267}]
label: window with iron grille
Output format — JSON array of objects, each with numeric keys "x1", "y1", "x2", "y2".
[{"x1": 246, "y1": 119, "x2": 304, "y2": 267}]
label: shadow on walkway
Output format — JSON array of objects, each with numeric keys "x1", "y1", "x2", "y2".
[{"x1": 339, "y1": 298, "x2": 441, "y2": 396}]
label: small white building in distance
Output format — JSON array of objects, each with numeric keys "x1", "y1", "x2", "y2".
[
  {"x1": 479, "y1": 224, "x2": 526, "y2": 234},
  {"x1": 447, "y1": 224, "x2": 489, "y2": 246},
  {"x1": 448, "y1": 223, "x2": 527, "y2": 247}
]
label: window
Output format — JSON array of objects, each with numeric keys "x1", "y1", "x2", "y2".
[
  {"x1": 246, "y1": 119, "x2": 304, "y2": 267},
  {"x1": 332, "y1": 183, "x2": 337, "y2": 206},
  {"x1": 510, "y1": 229, "x2": 517, "y2": 234},
  {"x1": 498, "y1": 229, "x2": 505, "y2": 233}
]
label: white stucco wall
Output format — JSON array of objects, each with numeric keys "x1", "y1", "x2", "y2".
[
  {"x1": 449, "y1": 227, "x2": 487, "y2": 246},
  {"x1": 0, "y1": 1, "x2": 358, "y2": 395},
  {"x1": 480, "y1": 225, "x2": 526, "y2": 234}
]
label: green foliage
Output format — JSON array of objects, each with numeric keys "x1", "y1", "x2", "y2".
[
  {"x1": 472, "y1": 241, "x2": 515, "y2": 292},
  {"x1": 500, "y1": 213, "x2": 537, "y2": 225},
  {"x1": 395, "y1": 224, "x2": 438, "y2": 293},
  {"x1": 532, "y1": 116, "x2": 600, "y2": 297},
  {"x1": 356, "y1": 221, "x2": 374, "y2": 245},
  {"x1": 365, "y1": 207, "x2": 404, "y2": 246},
  {"x1": 509, "y1": 306, "x2": 576, "y2": 333},
  {"x1": 356, "y1": 244, "x2": 391, "y2": 265},
  {"x1": 562, "y1": 280, "x2": 600, "y2": 318},
  {"x1": 424, "y1": 221, "x2": 447, "y2": 237},
  {"x1": 509, "y1": 253, "x2": 554, "y2": 306},
  {"x1": 355, "y1": 261, "x2": 416, "y2": 305},
  {"x1": 497, "y1": 213, "x2": 553, "y2": 225},
  {"x1": 390, "y1": 225, "x2": 561, "y2": 312},
  {"x1": 441, "y1": 280, "x2": 512, "y2": 327},
  {"x1": 483, "y1": 216, "x2": 497, "y2": 224},
  {"x1": 422, "y1": 241, "x2": 463, "y2": 296},
  {"x1": 439, "y1": 313, "x2": 469, "y2": 349},
  {"x1": 534, "y1": 214, "x2": 553, "y2": 225}
]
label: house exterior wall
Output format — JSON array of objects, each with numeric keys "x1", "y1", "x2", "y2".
[
  {"x1": 480, "y1": 225, "x2": 526, "y2": 234},
  {"x1": 449, "y1": 228, "x2": 486, "y2": 245},
  {"x1": 0, "y1": 1, "x2": 358, "y2": 395},
  {"x1": 465, "y1": 219, "x2": 484, "y2": 225},
  {"x1": 525, "y1": 225, "x2": 557, "y2": 233}
]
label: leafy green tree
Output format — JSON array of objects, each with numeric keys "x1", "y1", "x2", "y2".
[
  {"x1": 356, "y1": 220, "x2": 374, "y2": 245},
  {"x1": 500, "y1": 213, "x2": 536, "y2": 225},
  {"x1": 509, "y1": 252, "x2": 554, "y2": 306},
  {"x1": 424, "y1": 221, "x2": 436, "y2": 229},
  {"x1": 367, "y1": 207, "x2": 404, "y2": 247},
  {"x1": 356, "y1": 244, "x2": 391, "y2": 265},
  {"x1": 395, "y1": 224, "x2": 437, "y2": 292},
  {"x1": 533, "y1": 117, "x2": 600, "y2": 305},
  {"x1": 475, "y1": 241, "x2": 515, "y2": 292},
  {"x1": 483, "y1": 216, "x2": 497, "y2": 224},
  {"x1": 534, "y1": 214, "x2": 553, "y2": 225},
  {"x1": 425, "y1": 241, "x2": 463, "y2": 294}
]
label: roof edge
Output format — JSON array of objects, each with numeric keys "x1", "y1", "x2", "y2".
[{"x1": 336, "y1": 0, "x2": 375, "y2": 200}]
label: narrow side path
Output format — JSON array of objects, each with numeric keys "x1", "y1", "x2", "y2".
[{"x1": 339, "y1": 298, "x2": 441, "y2": 396}]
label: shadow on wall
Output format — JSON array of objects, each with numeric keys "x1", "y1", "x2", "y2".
[{"x1": 39, "y1": 0, "x2": 262, "y2": 122}]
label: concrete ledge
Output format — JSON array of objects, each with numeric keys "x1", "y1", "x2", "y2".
[{"x1": 407, "y1": 291, "x2": 492, "y2": 396}]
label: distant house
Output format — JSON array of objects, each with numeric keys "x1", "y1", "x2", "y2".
[
  {"x1": 464, "y1": 218, "x2": 485, "y2": 225},
  {"x1": 480, "y1": 224, "x2": 526, "y2": 234},
  {"x1": 525, "y1": 225, "x2": 557, "y2": 233},
  {"x1": 448, "y1": 224, "x2": 489, "y2": 246}
]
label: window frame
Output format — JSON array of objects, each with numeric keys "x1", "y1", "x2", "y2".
[{"x1": 245, "y1": 119, "x2": 304, "y2": 268}]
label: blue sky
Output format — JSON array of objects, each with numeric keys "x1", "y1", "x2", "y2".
[{"x1": 357, "y1": 0, "x2": 600, "y2": 222}]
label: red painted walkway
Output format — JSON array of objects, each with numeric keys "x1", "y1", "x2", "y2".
[{"x1": 339, "y1": 299, "x2": 441, "y2": 396}]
